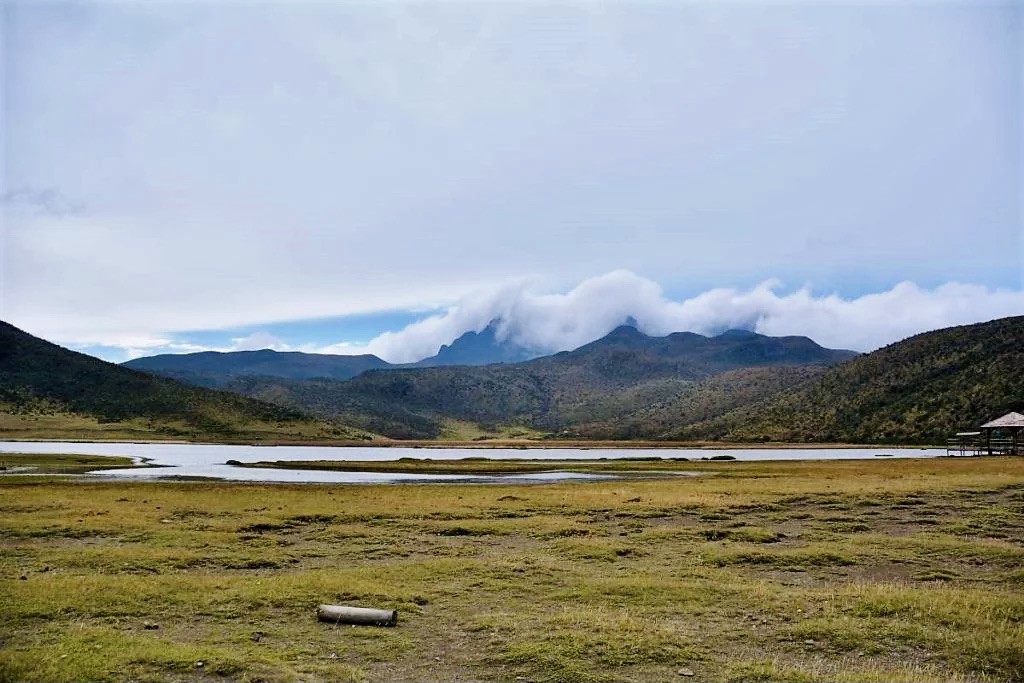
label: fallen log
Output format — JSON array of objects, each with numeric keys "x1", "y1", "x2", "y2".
[{"x1": 317, "y1": 604, "x2": 398, "y2": 627}]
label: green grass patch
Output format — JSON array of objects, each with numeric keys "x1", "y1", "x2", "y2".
[
  {"x1": 3, "y1": 456, "x2": 1024, "y2": 681},
  {"x1": 708, "y1": 546, "x2": 857, "y2": 570},
  {"x1": 0, "y1": 453, "x2": 139, "y2": 475}
]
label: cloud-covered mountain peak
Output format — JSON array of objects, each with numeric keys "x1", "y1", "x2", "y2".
[{"x1": 415, "y1": 319, "x2": 540, "y2": 367}]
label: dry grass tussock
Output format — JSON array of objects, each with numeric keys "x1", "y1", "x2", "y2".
[{"x1": 1, "y1": 455, "x2": 1023, "y2": 682}]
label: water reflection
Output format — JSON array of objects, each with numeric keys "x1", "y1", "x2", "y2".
[{"x1": 0, "y1": 441, "x2": 942, "y2": 484}]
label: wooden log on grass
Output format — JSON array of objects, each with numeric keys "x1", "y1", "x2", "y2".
[{"x1": 317, "y1": 604, "x2": 398, "y2": 627}]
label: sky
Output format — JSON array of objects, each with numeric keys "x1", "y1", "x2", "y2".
[{"x1": 2, "y1": 0, "x2": 1022, "y2": 363}]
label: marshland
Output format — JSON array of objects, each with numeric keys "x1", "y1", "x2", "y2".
[{"x1": 2, "y1": 454, "x2": 1023, "y2": 682}]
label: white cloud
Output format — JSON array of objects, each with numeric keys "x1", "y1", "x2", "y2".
[
  {"x1": 361, "y1": 271, "x2": 1024, "y2": 362},
  {"x1": 119, "y1": 331, "x2": 325, "y2": 361},
  {"x1": 3, "y1": 2, "x2": 1020, "y2": 354},
  {"x1": 229, "y1": 331, "x2": 289, "y2": 352},
  {"x1": 48, "y1": 272, "x2": 1024, "y2": 363},
  {"x1": 117, "y1": 340, "x2": 217, "y2": 362}
]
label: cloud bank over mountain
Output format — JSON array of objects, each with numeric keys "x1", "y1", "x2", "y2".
[
  {"x1": 5, "y1": 2, "x2": 1021, "y2": 361},
  {"x1": 22, "y1": 271, "x2": 1022, "y2": 363},
  {"x1": 346, "y1": 271, "x2": 1022, "y2": 363},
  {"x1": 5, "y1": 4, "x2": 1020, "y2": 364}
]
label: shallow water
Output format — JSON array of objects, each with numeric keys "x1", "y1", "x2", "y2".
[{"x1": 0, "y1": 441, "x2": 943, "y2": 484}]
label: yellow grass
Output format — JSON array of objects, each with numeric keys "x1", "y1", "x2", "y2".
[{"x1": 2, "y1": 455, "x2": 1023, "y2": 682}]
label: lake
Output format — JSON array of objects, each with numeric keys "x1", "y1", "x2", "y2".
[{"x1": 0, "y1": 441, "x2": 944, "y2": 484}]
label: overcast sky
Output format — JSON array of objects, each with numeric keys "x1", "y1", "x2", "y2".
[{"x1": 2, "y1": 1, "x2": 1022, "y2": 362}]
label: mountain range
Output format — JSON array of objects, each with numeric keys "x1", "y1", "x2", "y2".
[
  {"x1": 124, "y1": 348, "x2": 391, "y2": 385},
  {"x1": 0, "y1": 321, "x2": 364, "y2": 442},
  {"x1": 412, "y1": 321, "x2": 539, "y2": 367},
  {"x1": 673, "y1": 315, "x2": 1024, "y2": 444},
  {"x1": 123, "y1": 319, "x2": 541, "y2": 383},
  {"x1": 126, "y1": 324, "x2": 858, "y2": 439},
  {"x1": 3, "y1": 316, "x2": 1021, "y2": 444}
]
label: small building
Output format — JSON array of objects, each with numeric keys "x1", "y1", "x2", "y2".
[
  {"x1": 978, "y1": 412, "x2": 1024, "y2": 456},
  {"x1": 947, "y1": 431, "x2": 982, "y2": 456}
]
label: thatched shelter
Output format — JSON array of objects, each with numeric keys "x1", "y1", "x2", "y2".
[{"x1": 979, "y1": 412, "x2": 1024, "y2": 455}]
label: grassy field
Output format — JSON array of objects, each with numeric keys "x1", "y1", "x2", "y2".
[
  {"x1": 436, "y1": 419, "x2": 549, "y2": 442},
  {"x1": 2, "y1": 456, "x2": 1023, "y2": 682},
  {"x1": 0, "y1": 453, "x2": 140, "y2": 475},
  {"x1": 232, "y1": 456, "x2": 714, "y2": 476},
  {"x1": 0, "y1": 411, "x2": 368, "y2": 444}
]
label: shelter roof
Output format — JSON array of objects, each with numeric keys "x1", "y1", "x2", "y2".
[{"x1": 980, "y1": 412, "x2": 1024, "y2": 429}]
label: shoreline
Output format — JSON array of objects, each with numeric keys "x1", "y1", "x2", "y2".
[{"x1": 0, "y1": 436, "x2": 942, "y2": 450}]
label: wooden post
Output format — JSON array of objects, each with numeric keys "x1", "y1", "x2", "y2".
[{"x1": 317, "y1": 604, "x2": 397, "y2": 627}]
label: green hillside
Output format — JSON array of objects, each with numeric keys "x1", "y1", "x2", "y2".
[
  {"x1": 122, "y1": 319, "x2": 539, "y2": 380},
  {"x1": 124, "y1": 348, "x2": 390, "y2": 382},
  {"x1": 568, "y1": 365, "x2": 831, "y2": 440},
  {"x1": 212, "y1": 326, "x2": 855, "y2": 439},
  {"x1": 677, "y1": 316, "x2": 1024, "y2": 443},
  {"x1": 0, "y1": 321, "x2": 369, "y2": 442},
  {"x1": 19, "y1": 315, "x2": 1018, "y2": 444}
]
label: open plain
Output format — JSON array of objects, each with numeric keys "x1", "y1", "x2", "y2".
[{"x1": 2, "y1": 455, "x2": 1023, "y2": 682}]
